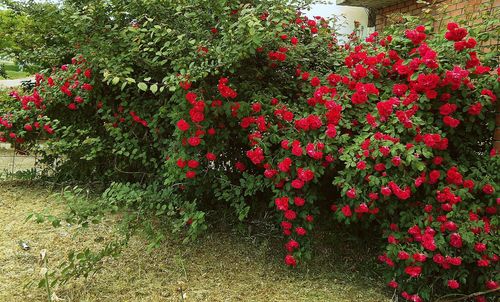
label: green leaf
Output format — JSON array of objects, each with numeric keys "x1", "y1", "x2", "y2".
[
  {"x1": 138, "y1": 82, "x2": 148, "y2": 91},
  {"x1": 150, "y1": 84, "x2": 158, "y2": 94}
]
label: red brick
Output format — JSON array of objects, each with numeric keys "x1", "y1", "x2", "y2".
[
  {"x1": 494, "y1": 141, "x2": 500, "y2": 152},
  {"x1": 494, "y1": 128, "x2": 500, "y2": 141},
  {"x1": 455, "y1": 1, "x2": 466, "y2": 9}
]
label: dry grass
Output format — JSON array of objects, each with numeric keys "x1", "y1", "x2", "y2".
[{"x1": 0, "y1": 181, "x2": 391, "y2": 302}]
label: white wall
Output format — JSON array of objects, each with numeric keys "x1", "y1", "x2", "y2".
[{"x1": 307, "y1": 3, "x2": 372, "y2": 38}]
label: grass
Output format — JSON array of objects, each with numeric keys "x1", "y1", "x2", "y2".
[
  {"x1": 0, "y1": 181, "x2": 392, "y2": 302},
  {"x1": 0, "y1": 61, "x2": 31, "y2": 80}
]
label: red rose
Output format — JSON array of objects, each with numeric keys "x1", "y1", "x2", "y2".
[
  {"x1": 485, "y1": 280, "x2": 498, "y2": 290},
  {"x1": 341, "y1": 205, "x2": 352, "y2": 217},
  {"x1": 187, "y1": 137, "x2": 201, "y2": 146},
  {"x1": 291, "y1": 179, "x2": 304, "y2": 189},
  {"x1": 449, "y1": 233, "x2": 463, "y2": 248},
  {"x1": 356, "y1": 161, "x2": 366, "y2": 170},
  {"x1": 404, "y1": 266, "x2": 422, "y2": 278},
  {"x1": 278, "y1": 157, "x2": 292, "y2": 172},
  {"x1": 285, "y1": 239, "x2": 299, "y2": 252},
  {"x1": 246, "y1": 147, "x2": 264, "y2": 165},
  {"x1": 445, "y1": 23, "x2": 468, "y2": 41},
  {"x1": 275, "y1": 197, "x2": 289, "y2": 211},
  {"x1": 421, "y1": 234, "x2": 437, "y2": 251},
  {"x1": 391, "y1": 156, "x2": 401, "y2": 166},
  {"x1": 81, "y1": 83, "x2": 93, "y2": 91},
  {"x1": 176, "y1": 158, "x2": 186, "y2": 168},
  {"x1": 281, "y1": 221, "x2": 292, "y2": 230},
  {"x1": 284, "y1": 210, "x2": 297, "y2": 220},
  {"x1": 482, "y1": 184, "x2": 494, "y2": 194},
  {"x1": 381, "y1": 186, "x2": 392, "y2": 196},
  {"x1": 234, "y1": 162, "x2": 246, "y2": 172},
  {"x1": 433, "y1": 254, "x2": 445, "y2": 264},
  {"x1": 187, "y1": 160, "x2": 199, "y2": 169},
  {"x1": 474, "y1": 242, "x2": 486, "y2": 253},
  {"x1": 387, "y1": 280, "x2": 398, "y2": 288},
  {"x1": 295, "y1": 227, "x2": 307, "y2": 236},
  {"x1": 189, "y1": 109, "x2": 205, "y2": 123},
  {"x1": 297, "y1": 168, "x2": 314, "y2": 182},
  {"x1": 346, "y1": 188, "x2": 356, "y2": 199},
  {"x1": 84, "y1": 69, "x2": 91, "y2": 78},
  {"x1": 355, "y1": 203, "x2": 369, "y2": 213},
  {"x1": 398, "y1": 251, "x2": 410, "y2": 260},
  {"x1": 177, "y1": 119, "x2": 190, "y2": 131},
  {"x1": 446, "y1": 256, "x2": 462, "y2": 266},
  {"x1": 467, "y1": 102, "x2": 482, "y2": 115},
  {"x1": 325, "y1": 124, "x2": 337, "y2": 138},
  {"x1": 284, "y1": 254, "x2": 296, "y2": 267},
  {"x1": 43, "y1": 124, "x2": 54, "y2": 134},
  {"x1": 294, "y1": 197, "x2": 305, "y2": 207},
  {"x1": 206, "y1": 153, "x2": 216, "y2": 161},
  {"x1": 447, "y1": 280, "x2": 460, "y2": 289},
  {"x1": 185, "y1": 92, "x2": 197, "y2": 104},
  {"x1": 443, "y1": 116, "x2": 460, "y2": 128},
  {"x1": 477, "y1": 259, "x2": 489, "y2": 267},
  {"x1": 413, "y1": 253, "x2": 427, "y2": 262},
  {"x1": 310, "y1": 77, "x2": 320, "y2": 87}
]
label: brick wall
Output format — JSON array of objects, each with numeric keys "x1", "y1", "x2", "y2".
[
  {"x1": 496, "y1": 102, "x2": 500, "y2": 151},
  {"x1": 374, "y1": 0, "x2": 500, "y2": 151},
  {"x1": 375, "y1": 0, "x2": 500, "y2": 32}
]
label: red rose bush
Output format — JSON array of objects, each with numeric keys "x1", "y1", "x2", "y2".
[{"x1": 0, "y1": 1, "x2": 498, "y2": 300}]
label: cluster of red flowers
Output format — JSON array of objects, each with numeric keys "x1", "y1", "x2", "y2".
[
  {"x1": 0, "y1": 56, "x2": 100, "y2": 144},
  {"x1": 169, "y1": 15, "x2": 498, "y2": 301}
]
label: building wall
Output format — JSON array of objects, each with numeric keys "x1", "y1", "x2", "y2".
[
  {"x1": 309, "y1": 4, "x2": 371, "y2": 37},
  {"x1": 375, "y1": 0, "x2": 500, "y2": 31}
]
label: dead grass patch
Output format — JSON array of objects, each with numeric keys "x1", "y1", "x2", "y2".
[{"x1": 0, "y1": 181, "x2": 391, "y2": 302}]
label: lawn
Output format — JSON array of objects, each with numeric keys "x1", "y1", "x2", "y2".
[
  {"x1": 0, "y1": 61, "x2": 31, "y2": 79},
  {"x1": 0, "y1": 181, "x2": 392, "y2": 302}
]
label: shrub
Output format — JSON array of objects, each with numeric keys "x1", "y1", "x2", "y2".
[{"x1": 0, "y1": 0, "x2": 498, "y2": 300}]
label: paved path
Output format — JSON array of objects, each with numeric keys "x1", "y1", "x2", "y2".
[{"x1": 0, "y1": 77, "x2": 35, "y2": 88}]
